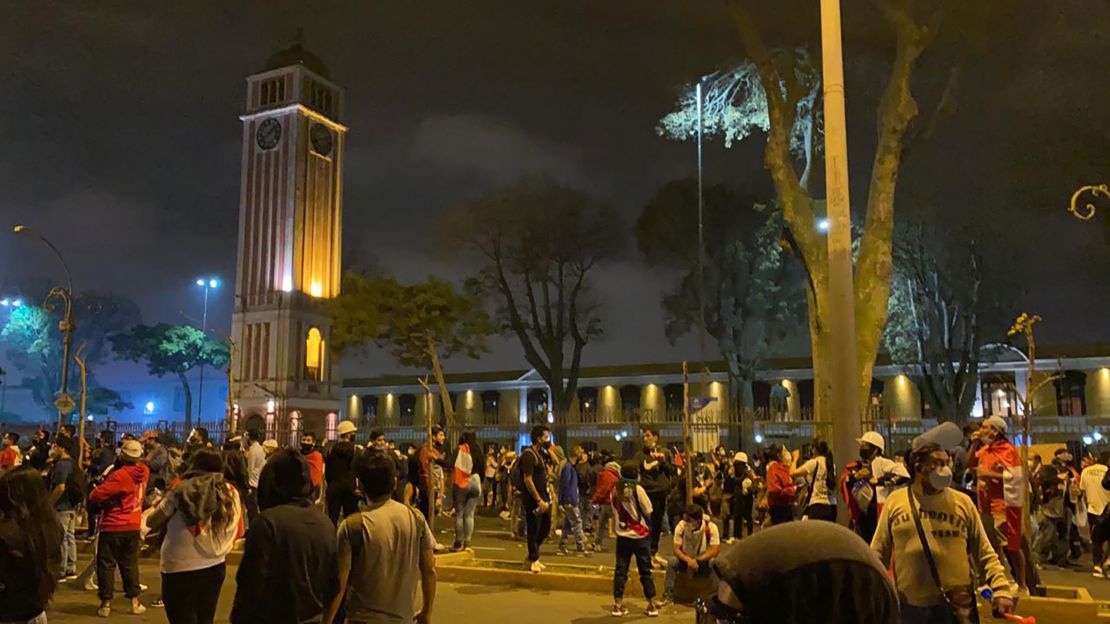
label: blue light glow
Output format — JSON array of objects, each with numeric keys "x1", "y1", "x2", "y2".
[
  {"x1": 817, "y1": 218, "x2": 831, "y2": 232},
  {"x1": 144, "y1": 401, "x2": 155, "y2": 414}
]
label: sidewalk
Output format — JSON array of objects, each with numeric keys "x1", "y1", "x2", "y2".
[{"x1": 45, "y1": 558, "x2": 693, "y2": 624}]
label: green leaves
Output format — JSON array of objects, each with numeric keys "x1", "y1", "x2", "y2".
[
  {"x1": 327, "y1": 272, "x2": 494, "y2": 369},
  {"x1": 110, "y1": 323, "x2": 230, "y2": 377}
]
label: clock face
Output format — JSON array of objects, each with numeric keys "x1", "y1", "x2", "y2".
[
  {"x1": 310, "y1": 123, "x2": 333, "y2": 157},
  {"x1": 256, "y1": 118, "x2": 281, "y2": 150}
]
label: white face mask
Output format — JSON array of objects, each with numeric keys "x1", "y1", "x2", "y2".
[{"x1": 928, "y1": 466, "x2": 953, "y2": 491}]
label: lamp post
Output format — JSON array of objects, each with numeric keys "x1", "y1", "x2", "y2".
[
  {"x1": 194, "y1": 277, "x2": 220, "y2": 426},
  {"x1": 819, "y1": 0, "x2": 862, "y2": 486},
  {"x1": 13, "y1": 225, "x2": 76, "y2": 431}
]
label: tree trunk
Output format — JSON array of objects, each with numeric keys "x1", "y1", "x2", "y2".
[
  {"x1": 177, "y1": 371, "x2": 193, "y2": 432},
  {"x1": 426, "y1": 336, "x2": 456, "y2": 429}
]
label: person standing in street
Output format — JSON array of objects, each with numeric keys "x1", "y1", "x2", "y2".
[
  {"x1": 324, "y1": 453, "x2": 437, "y2": 624},
  {"x1": 232, "y1": 449, "x2": 338, "y2": 624},
  {"x1": 764, "y1": 444, "x2": 796, "y2": 526},
  {"x1": 244, "y1": 429, "x2": 266, "y2": 526},
  {"x1": 591, "y1": 457, "x2": 622, "y2": 552},
  {"x1": 1080, "y1": 451, "x2": 1110, "y2": 577},
  {"x1": 556, "y1": 445, "x2": 589, "y2": 556},
  {"x1": 871, "y1": 424, "x2": 1016, "y2": 624},
  {"x1": 451, "y1": 430, "x2": 483, "y2": 551},
  {"x1": 729, "y1": 452, "x2": 756, "y2": 539},
  {"x1": 413, "y1": 426, "x2": 448, "y2": 525},
  {"x1": 146, "y1": 448, "x2": 242, "y2": 624},
  {"x1": 518, "y1": 425, "x2": 553, "y2": 573},
  {"x1": 793, "y1": 439, "x2": 836, "y2": 522},
  {"x1": 1036, "y1": 447, "x2": 1075, "y2": 567},
  {"x1": 634, "y1": 427, "x2": 674, "y2": 565},
  {"x1": 967, "y1": 415, "x2": 1028, "y2": 591},
  {"x1": 0, "y1": 432, "x2": 22, "y2": 471},
  {"x1": 0, "y1": 466, "x2": 63, "y2": 624},
  {"x1": 301, "y1": 431, "x2": 325, "y2": 501},
  {"x1": 88, "y1": 439, "x2": 150, "y2": 618},
  {"x1": 47, "y1": 439, "x2": 80, "y2": 580},
  {"x1": 608, "y1": 464, "x2": 659, "y2": 617},
  {"x1": 324, "y1": 421, "x2": 362, "y2": 525}
]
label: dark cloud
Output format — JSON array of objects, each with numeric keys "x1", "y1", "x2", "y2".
[{"x1": 1, "y1": 0, "x2": 1108, "y2": 386}]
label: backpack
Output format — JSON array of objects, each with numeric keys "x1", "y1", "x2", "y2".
[
  {"x1": 509, "y1": 448, "x2": 539, "y2": 492},
  {"x1": 66, "y1": 464, "x2": 90, "y2": 508}
]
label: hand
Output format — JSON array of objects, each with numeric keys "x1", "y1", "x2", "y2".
[
  {"x1": 414, "y1": 610, "x2": 430, "y2": 624},
  {"x1": 537, "y1": 501, "x2": 550, "y2": 514},
  {"x1": 687, "y1": 559, "x2": 700, "y2": 573},
  {"x1": 991, "y1": 595, "x2": 1015, "y2": 616}
]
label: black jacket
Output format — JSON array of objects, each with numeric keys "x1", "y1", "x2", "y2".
[
  {"x1": 633, "y1": 448, "x2": 675, "y2": 495},
  {"x1": 230, "y1": 501, "x2": 338, "y2": 624}
]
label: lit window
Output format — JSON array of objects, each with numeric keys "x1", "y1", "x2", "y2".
[{"x1": 305, "y1": 327, "x2": 324, "y2": 381}]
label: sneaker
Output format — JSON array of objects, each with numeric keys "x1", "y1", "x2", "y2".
[
  {"x1": 530, "y1": 560, "x2": 543, "y2": 574},
  {"x1": 652, "y1": 554, "x2": 667, "y2": 566},
  {"x1": 610, "y1": 603, "x2": 629, "y2": 617},
  {"x1": 556, "y1": 547, "x2": 569, "y2": 556},
  {"x1": 576, "y1": 548, "x2": 592, "y2": 557},
  {"x1": 131, "y1": 602, "x2": 147, "y2": 615},
  {"x1": 645, "y1": 602, "x2": 660, "y2": 617},
  {"x1": 656, "y1": 596, "x2": 673, "y2": 607},
  {"x1": 139, "y1": 583, "x2": 149, "y2": 592},
  {"x1": 62, "y1": 571, "x2": 78, "y2": 581},
  {"x1": 151, "y1": 599, "x2": 165, "y2": 608},
  {"x1": 84, "y1": 578, "x2": 99, "y2": 592},
  {"x1": 97, "y1": 605, "x2": 111, "y2": 618},
  {"x1": 1094, "y1": 566, "x2": 1105, "y2": 578},
  {"x1": 593, "y1": 543, "x2": 605, "y2": 553}
]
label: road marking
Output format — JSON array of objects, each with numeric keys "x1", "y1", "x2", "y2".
[{"x1": 469, "y1": 546, "x2": 508, "y2": 551}]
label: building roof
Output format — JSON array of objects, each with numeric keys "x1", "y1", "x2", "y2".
[{"x1": 266, "y1": 35, "x2": 329, "y2": 78}]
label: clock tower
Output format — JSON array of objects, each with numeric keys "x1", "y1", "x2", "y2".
[{"x1": 230, "y1": 37, "x2": 345, "y2": 440}]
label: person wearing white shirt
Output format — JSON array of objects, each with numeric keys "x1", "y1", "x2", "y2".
[
  {"x1": 1079, "y1": 452, "x2": 1110, "y2": 577},
  {"x1": 793, "y1": 440, "x2": 836, "y2": 522},
  {"x1": 659, "y1": 504, "x2": 720, "y2": 605},
  {"x1": 245, "y1": 429, "x2": 267, "y2": 526}
]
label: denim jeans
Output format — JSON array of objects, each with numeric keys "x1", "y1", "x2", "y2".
[
  {"x1": 558, "y1": 503, "x2": 586, "y2": 551},
  {"x1": 454, "y1": 486, "x2": 480, "y2": 545},
  {"x1": 663, "y1": 556, "x2": 716, "y2": 597},
  {"x1": 57, "y1": 509, "x2": 78, "y2": 575},
  {"x1": 594, "y1": 504, "x2": 614, "y2": 549},
  {"x1": 613, "y1": 536, "x2": 655, "y2": 601}
]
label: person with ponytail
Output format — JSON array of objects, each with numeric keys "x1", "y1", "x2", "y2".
[
  {"x1": 793, "y1": 438, "x2": 837, "y2": 522},
  {"x1": 451, "y1": 430, "x2": 484, "y2": 551}
]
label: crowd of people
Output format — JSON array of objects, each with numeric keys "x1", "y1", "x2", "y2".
[{"x1": 0, "y1": 414, "x2": 1107, "y2": 623}]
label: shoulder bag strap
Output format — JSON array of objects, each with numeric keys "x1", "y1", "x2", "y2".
[{"x1": 907, "y1": 488, "x2": 951, "y2": 606}]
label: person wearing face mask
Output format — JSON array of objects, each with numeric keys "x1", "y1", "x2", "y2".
[
  {"x1": 872, "y1": 422, "x2": 1016, "y2": 623},
  {"x1": 300, "y1": 432, "x2": 324, "y2": 501},
  {"x1": 967, "y1": 415, "x2": 1027, "y2": 592},
  {"x1": 764, "y1": 444, "x2": 796, "y2": 526}
]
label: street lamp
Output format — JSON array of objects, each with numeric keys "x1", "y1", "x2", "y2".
[
  {"x1": 13, "y1": 225, "x2": 75, "y2": 431},
  {"x1": 194, "y1": 277, "x2": 220, "y2": 425}
]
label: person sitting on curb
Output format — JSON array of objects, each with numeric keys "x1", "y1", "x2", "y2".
[{"x1": 658, "y1": 503, "x2": 720, "y2": 606}]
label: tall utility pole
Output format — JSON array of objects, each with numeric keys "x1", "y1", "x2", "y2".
[
  {"x1": 195, "y1": 278, "x2": 219, "y2": 426},
  {"x1": 819, "y1": 0, "x2": 861, "y2": 468}
]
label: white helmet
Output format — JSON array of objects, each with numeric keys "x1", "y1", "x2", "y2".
[{"x1": 857, "y1": 431, "x2": 886, "y2": 453}]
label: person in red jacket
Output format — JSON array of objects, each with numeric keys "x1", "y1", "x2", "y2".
[
  {"x1": 88, "y1": 439, "x2": 150, "y2": 618},
  {"x1": 590, "y1": 459, "x2": 622, "y2": 552},
  {"x1": 764, "y1": 444, "x2": 796, "y2": 525}
]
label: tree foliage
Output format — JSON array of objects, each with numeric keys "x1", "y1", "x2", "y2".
[
  {"x1": 110, "y1": 323, "x2": 230, "y2": 429},
  {"x1": 883, "y1": 219, "x2": 1017, "y2": 423},
  {"x1": 636, "y1": 180, "x2": 803, "y2": 413},
  {"x1": 0, "y1": 292, "x2": 139, "y2": 420},
  {"x1": 442, "y1": 177, "x2": 622, "y2": 415},
  {"x1": 659, "y1": 1, "x2": 1001, "y2": 422},
  {"x1": 327, "y1": 272, "x2": 494, "y2": 426}
]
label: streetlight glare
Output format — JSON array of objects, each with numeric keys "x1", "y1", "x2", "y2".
[
  {"x1": 12, "y1": 299, "x2": 21, "y2": 308},
  {"x1": 196, "y1": 278, "x2": 205, "y2": 286},
  {"x1": 817, "y1": 218, "x2": 831, "y2": 232},
  {"x1": 0, "y1": 299, "x2": 7, "y2": 307},
  {"x1": 209, "y1": 278, "x2": 219, "y2": 289},
  {"x1": 12, "y1": 225, "x2": 27, "y2": 234}
]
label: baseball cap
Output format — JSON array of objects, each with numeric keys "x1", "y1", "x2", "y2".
[
  {"x1": 120, "y1": 439, "x2": 143, "y2": 460},
  {"x1": 857, "y1": 431, "x2": 885, "y2": 452},
  {"x1": 733, "y1": 452, "x2": 749, "y2": 464},
  {"x1": 337, "y1": 420, "x2": 357, "y2": 436},
  {"x1": 986, "y1": 415, "x2": 1008, "y2": 433},
  {"x1": 262, "y1": 439, "x2": 279, "y2": 450}
]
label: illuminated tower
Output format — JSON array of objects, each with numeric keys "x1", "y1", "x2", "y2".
[{"x1": 230, "y1": 37, "x2": 345, "y2": 440}]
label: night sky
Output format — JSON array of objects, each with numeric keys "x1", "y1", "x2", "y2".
[{"x1": 1, "y1": 0, "x2": 1108, "y2": 382}]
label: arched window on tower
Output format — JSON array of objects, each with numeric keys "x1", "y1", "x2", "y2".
[{"x1": 305, "y1": 327, "x2": 325, "y2": 381}]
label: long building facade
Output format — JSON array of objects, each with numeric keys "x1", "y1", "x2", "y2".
[{"x1": 339, "y1": 347, "x2": 1110, "y2": 453}]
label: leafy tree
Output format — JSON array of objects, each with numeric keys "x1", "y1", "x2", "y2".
[
  {"x1": 1, "y1": 292, "x2": 139, "y2": 420},
  {"x1": 883, "y1": 219, "x2": 1016, "y2": 423},
  {"x1": 636, "y1": 179, "x2": 803, "y2": 422},
  {"x1": 110, "y1": 323, "x2": 230, "y2": 431},
  {"x1": 327, "y1": 273, "x2": 494, "y2": 426},
  {"x1": 659, "y1": 1, "x2": 1002, "y2": 421},
  {"x1": 441, "y1": 177, "x2": 622, "y2": 416}
]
